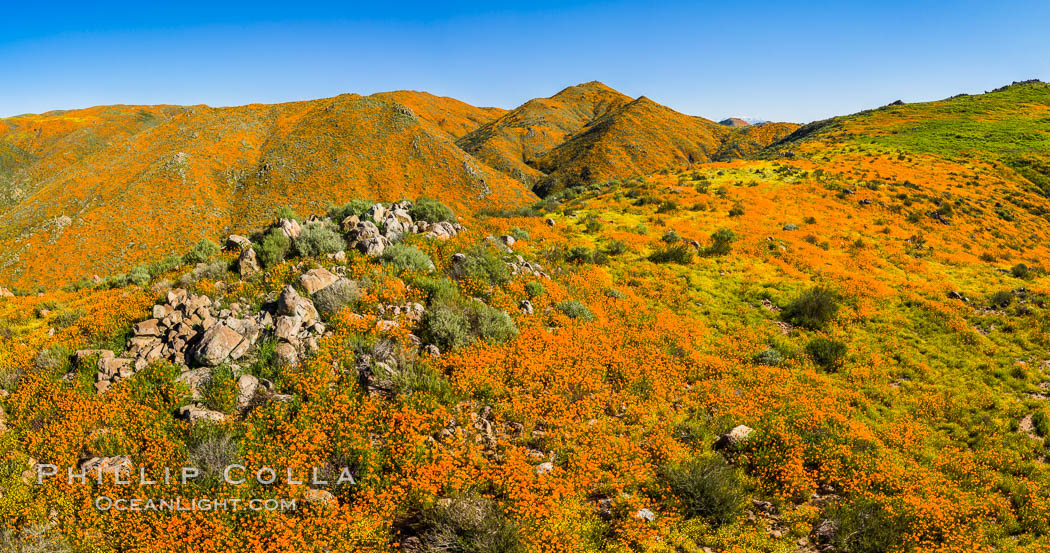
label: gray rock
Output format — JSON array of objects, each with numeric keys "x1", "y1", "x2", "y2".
[
  {"x1": 355, "y1": 237, "x2": 386, "y2": 257},
  {"x1": 236, "y1": 374, "x2": 259, "y2": 408},
  {"x1": 714, "y1": 424, "x2": 754, "y2": 450},
  {"x1": 225, "y1": 235, "x2": 252, "y2": 251},
  {"x1": 134, "y1": 319, "x2": 162, "y2": 337},
  {"x1": 275, "y1": 315, "x2": 303, "y2": 343},
  {"x1": 237, "y1": 248, "x2": 261, "y2": 277},
  {"x1": 277, "y1": 286, "x2": 319, "y2": 326},
  {"x1": 189, "y1": 325, "x2": 250, "y2": 366},
  {"x1": 634, "y1": 508, "x2": 656, "y2": 522},
  {"x1": 278, "y1": 218, "x2": 302, "y2": 239},
  {"x1": 300, "y1": 268, "x2": 340, "y2": 295},
  {"x1": 80, "y1": 456, "x2": 132, "y2": 478},
  {"x1": 274, "y1": 342, "x2": 298, "y2": 366},
  {"x1": 177, "y1": 405, "x2": 227, "y2": 424}
]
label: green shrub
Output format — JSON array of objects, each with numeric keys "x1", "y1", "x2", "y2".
[
  {"x1": 399, "y1": 494, "x2": 523, "y2": 553},
  {"x1": 706, "y1": 228, "x2": 736, "y2": 256},
  {"x1": 128, "y1": 266, "x2": 151, "y2": 287},
  {"x1": 189, "y1": 433, "x2": 240, "y2": 479},
  {"x1": 556, "y1": 300, "x2": 594, "y2": 322},
  {"x1": 604, "y1": 240, "x2": 628, "y2": 256},
  {"x1": 806, "y1": 337, "x2": 847, "y2": 371},
  {"x1": 414, "y1": 277, "x2": 461, "y2": 305},
  {"x1": 327, "y1": 199, "x2": 373, "y2": 222},
  {"x1": 524, "y1": 281, "x2": 546, "y2": 299},
  {"x1": 411, "y1": 197, "x2": 456, "y2": 223},
  {"x1": 34, "y1": 345, "x2": 71, "y2": 374},
  {"x1": 1033, "y1": 409, "x2": 1050, "y2": 438},
  {"x1": 659, "y1": 456, "x2": 746, "y2": 526},
  {"x1": 382, "y1": 244, "x2": 434, "y2": 273},
  {"x1": 246, "y1": 338, "x2": 281, "y2": 382},
  {"x1": 989, "y1": 290, "x2": 1013, "y2": 308},
  {"x1": 183, "y1": 239, "x2": 220, "y2": 265},
  {"x1": 1011, "y1": 263, "x2": 1031, "y2": 279},
  {"x1": 51, "y1": 309, "x2": 85, "y2": 330},
  {"x1": 728, "y1": 202, "x2": 745, "y2": 217},
  {"x1": 509, "y1": 227, "x2": 530, "y2": 241},
  {"x1": 257, "y1": 228, "x2": 292, "y2": 268},
  {"x1": 451, "y1": 246, "x2": 511, "y2": 286},
  {"x1": 656, "y1": 200, "x2": 678, "y2": 214},
  {"x1": 648, "y1": 244, "x2": 694, "y2": 264},
  {"x1": 293, "y1": 220, "x2": 344, "y2": 258},
  {"x1": 421, "y1": 306, "x2": 470, "y2": 352},
  {"x1": 565, "y1": 246, "x2": 608, "y2": 265},
  {"x1": 202, "y1": 365, "x2": 238, "y2": 413},
  {"x1": 661, "y1": 229, "x2": 682, "y2": 243},
  {"x1": 824, "y1": 498, "x2": 909, "y2": 553},
  {"x1": 422, "y1": 300, "x2": 518, "y2": 352},
  {"x1": 782, "y1": 286, "x2": 840, "y2": 329},
  {"x1": 275, "y1": 206, "x2": 301, "y2": 222},
  {"x1": 388, "y1": 359, "x2": 453, "y2": 400},
  {"x1": 582, "y1": 216, "x2": 603, "y2": 233},
  {"x1": 753, "y1": 348, "x2": 783, "y2": 367},
  {"x1": 313, "y1": 279, "x2": 362, "y2": 317}
]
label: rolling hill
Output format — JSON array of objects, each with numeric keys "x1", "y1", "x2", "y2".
[
  {"x1": 0, "y1": 83, "x2": 797, "y2": 289},
  {"x1": 2, "y1": 81, "x2": 1050, "y2": 552}
]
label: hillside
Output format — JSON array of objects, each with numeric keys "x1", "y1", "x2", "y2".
[
  {"x1": 531, "y1": 96, "x2": 730, "y2": 195},
  {"x1": 372, "y1": 90, "x2": 507, "y2": 139},
  {"x1": 719, "y1": 117, "x2": 751, "y2": 127},
  {"x1": 455, "y1": 81, "x2": 635, "y2": 185},
  {"x1": 0, "y1": 84, "x2": 799, "y2": 290},
  {"x1": 0, "y1": 94, "x2": 535, "y2": 289},
  {"x1": 2, "y1": 82, "x2": 1050, "y2": 552},
  {"x1": 715, "y1": 122, "x2": 800, "y2": 160}
]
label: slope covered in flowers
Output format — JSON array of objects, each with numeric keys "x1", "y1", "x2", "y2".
[
  {"x1": 0, "y1": 83, "x2": 795, "y2": 291},
  {"x1": 1, "y1": 82, "x2": 1049, "y2": 553}
]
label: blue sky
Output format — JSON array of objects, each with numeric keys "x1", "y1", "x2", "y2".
[{"x1": 2, "y1": 1, "x2": 1048, "y2": 122}]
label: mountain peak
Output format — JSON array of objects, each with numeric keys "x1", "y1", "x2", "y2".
[
  {"x1": 551, "y1": 81, "x2": 629, "y2": 101},
  {"x1": 719, "y1": 117, "x2": 751, "y2": 127}
]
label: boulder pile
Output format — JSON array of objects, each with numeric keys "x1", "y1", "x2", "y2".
[{"x1": 87, "y1": 285, "x2": 328, "y2": 393}]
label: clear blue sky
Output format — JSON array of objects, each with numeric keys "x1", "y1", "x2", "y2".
[{"x1": 2, "y1": 1, "x2": 1048, "y2": 122}]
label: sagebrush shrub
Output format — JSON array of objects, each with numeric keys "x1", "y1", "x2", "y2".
[
  {"x1": 556, "y1": 300, "x2": 594, "y2": 321},
  {"x1": 659, "y1": 456, "x2": 746, "y2": 525},
  {"x1": 782, "y1": 286, "x2": 840, "y2": 329},
  {"x1": 382, "y1": 244, "x2": 434, "y2": 273},
  {"x1": 183, "y1": 239, "x2": 220, "y2": 265},
  {"x1": 400, "y1": 494, "x2": 522, "y2": 553},
  {"x1": 422, "y1": 300, "x2": 518, "y2": 352},
  {"x1": 293, "y1": 220, "x2": 344, "y2": 258},
  {"x1": 451, "y1": 246, "x2": 510, "y2": 286},
  {"x1": 649, "y1": 244, "x2": 694, "y2": 264},
  {"x1": 824, "y1": 498, "x2": 909, "y2": 553},
  {"x1": 414, "y1": 277, "x2": 461, "y2": 305},
  {"x1": 806, "y1": 337, "x2": 847, "y2": 371},
  {"x1": 313, "y1": 279, "x2": 361, "y2": 317},
  {"x1": 257, "y1": 228, "x2": 291, "y2": 268},
  {"x1": 753, "y1": 348, "x2": 783, "y2": 366},
  {"x1": 706, "y1": 228, "x2": 736, "y2": 256},
  {"x1": 410, "y1": 197, "x2": 456, "y2": 223}
]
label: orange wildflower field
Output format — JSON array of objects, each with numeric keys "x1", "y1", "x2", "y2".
[{"x1": 2, "y1": 81, "x2": 1050, "y2": 552}]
